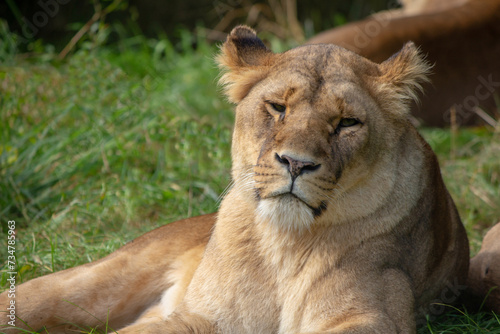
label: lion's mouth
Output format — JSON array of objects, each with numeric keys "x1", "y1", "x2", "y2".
[
  {"x1": 264, "y1": 192, "x2": 328, "y2": 218},
  {"x1": 255, "y1": 193, "x2": 326, "y2": 231}
]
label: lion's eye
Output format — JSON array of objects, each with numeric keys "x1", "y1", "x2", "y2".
[
  {"x1": 269, "y1": 103, "x2": 286, "y2": 113},
  {"x1": 338, "y1": 118, "x2": 360, "y2": 128}
]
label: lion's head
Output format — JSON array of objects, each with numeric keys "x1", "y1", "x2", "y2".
[{"x1": 217, "y1": 26, "x2": 431, "y2": 232}]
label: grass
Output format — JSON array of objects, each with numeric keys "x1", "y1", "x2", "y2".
[
  {"x1": 0, "y1": 28, "x2": 499, "y2": 333},
  {"x1": 0, "y1": 31, "x2": 234, "y2": 282}
]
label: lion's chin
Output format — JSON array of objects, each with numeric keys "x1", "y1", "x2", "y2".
[{"x1": 256, "y1": 195, "x2": 314, "y2": 232}]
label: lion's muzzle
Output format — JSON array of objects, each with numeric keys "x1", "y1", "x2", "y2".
[{"x1": 275, "y1": 153, "x2": 321, "y2": 181}]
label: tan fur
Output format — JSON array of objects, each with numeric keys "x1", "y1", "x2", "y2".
[
  {"x1": 0, "y1": 215, "x2": 214, "y2": 333},
  {"x1": 1, "y1": 26, "x2": 471, "y2": 333}
]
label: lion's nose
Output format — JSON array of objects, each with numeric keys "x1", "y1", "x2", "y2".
[{"x1": 275, "y1": 153, "x2": 321, "y2": 180}]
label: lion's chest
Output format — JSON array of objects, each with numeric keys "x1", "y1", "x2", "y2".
[
  {"x1": 203, "y1": 237, "x2": 339, "y2": 333},
  {"x1": 211, "y1": 266, "x2": 315, "y2": 334}
]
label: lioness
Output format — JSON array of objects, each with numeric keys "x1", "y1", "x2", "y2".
[{"x1": 1, "y1": 26, "x2": 470, "y2": 333}]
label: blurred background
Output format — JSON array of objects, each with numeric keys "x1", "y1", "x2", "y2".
[{"x1": 1, "y1": 0, "x2": 396, "y2": 52}]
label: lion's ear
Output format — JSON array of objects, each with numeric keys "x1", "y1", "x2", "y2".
[
  {"x1": 376, "y1": 42, "x2": 431, "y2": 113},
  {"x1": 217, "y1": 26, "x2": 274, "y2": 103}
]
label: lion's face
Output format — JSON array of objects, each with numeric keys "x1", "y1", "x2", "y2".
[{"x1": 218, "y1": 26, "x2": 429, "y2": 231}]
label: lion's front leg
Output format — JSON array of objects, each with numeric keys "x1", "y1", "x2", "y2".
[
  {"x1": 0, "y1": 214, "x2": 213, "y2": 334},
  {"x1": 299, "y1": 313, "x2": 410, "y2": 334},
  {"x1": 301, "y1": 270, "x2": 416, "y2": 334},
  {"x1": 299, "y1": 314, "x2": 412, "y2": 334},
  {"x1": 0, "y1": 242, "x2": 175, "y2": 334},
  {"x1": 118, "y1": 311, "x2": 217, "y2": 334}
]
